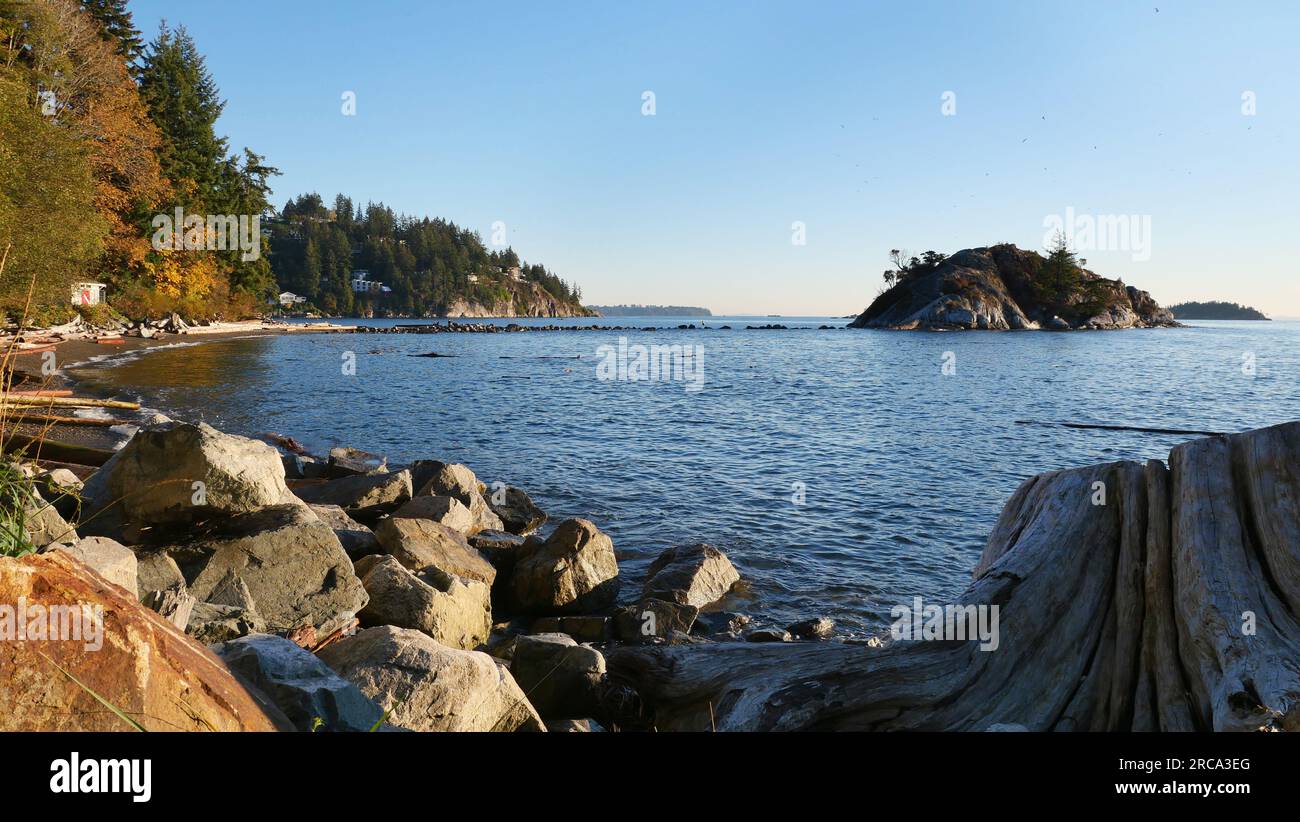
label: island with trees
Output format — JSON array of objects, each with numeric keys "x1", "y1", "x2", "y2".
[
  {"x1": 1168, "y1": 301, "x2": 1269, "y2": 321},
  {"x1": 850, "y1": 237, "x2": 1179, "y2": 330}
]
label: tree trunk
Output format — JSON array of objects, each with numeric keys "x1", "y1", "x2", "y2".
[{"x1": 607, "y1": 421, "x2": 1300, "y2": 732}]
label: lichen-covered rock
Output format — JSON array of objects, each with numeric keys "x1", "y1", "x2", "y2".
[{"x1": 317, "y1": 626, "x2": 544, "y2": 732}]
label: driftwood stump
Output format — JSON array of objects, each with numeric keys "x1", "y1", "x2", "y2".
[{"x1": 607, "y1": 421, "x2": 1300, "y2": 731}]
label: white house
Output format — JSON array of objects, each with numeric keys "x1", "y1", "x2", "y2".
[
  {"x1": 467, "y1": 274, "x2": 479, "y2": 284},
  {"x1": 71, "y1": 282, "x2": 107, "y2": 306},
  {"x1": 350, "y1": 270, "x2": 385, "y2": 294},
  {"x1": 279, "y1": 291, "x2": 306, "y2": 307}
]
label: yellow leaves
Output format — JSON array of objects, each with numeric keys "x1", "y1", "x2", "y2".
[{"x1": 143, "y1": 249, "x2": 219, "y2": 300}]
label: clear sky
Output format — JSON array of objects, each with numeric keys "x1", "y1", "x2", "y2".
[{"x1": 128, "y1": 0, "x2": 1299, "y2": 316}]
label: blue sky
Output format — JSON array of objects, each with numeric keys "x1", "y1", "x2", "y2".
[{"x1": 129, "y1": 0, "x2": 1300, "y2": 315}]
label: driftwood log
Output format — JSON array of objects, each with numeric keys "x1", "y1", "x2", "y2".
[{"x1": 607, "y1": 421, "x2": 1300, "y2": 731}]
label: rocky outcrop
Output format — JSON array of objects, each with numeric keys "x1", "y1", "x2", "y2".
[
  {"x1": 373, "y1": 515, "x2": 495, "y2": 585},
  {"x1": 79, "y1": 421, "x2": 301, "y2": 538},
  {"x1": 213, "y1": 634, "x2": 384, "y2": 732},
  {"x1": 166, "y1": 504, "x2": 367, "y2": 637},
  {"x1": 849, "y1": 245, "x2": 1179, "y2": 331},
  {"x1": 642, "y1": 543, "x2": 739, "y2": 608},
  {"x1": 354, "y1": 554, "x2": 491, "y2": 650},
  {"x1": 511, "y1": 518, "x2": 620, "y2": 615},
  {"x1": 412, "y1": 462, "x2": 503, "y2": 534},
  {"x1": 317, "y1": 626, "x2": 545, "y2": 732},
  {"x1": 608, "y1": 420, "x2": 1300, "y2": 732},
  {"x1": 0, "y1": 551, "x2": 289, "y2": 731},
  {"x1": 439, "y1": 279, "x2": 596, "y2": 319}
]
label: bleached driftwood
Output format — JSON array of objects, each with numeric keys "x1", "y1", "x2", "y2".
[{"x1": 607, "y1": 421, "x2": 1300, "y2": 731}]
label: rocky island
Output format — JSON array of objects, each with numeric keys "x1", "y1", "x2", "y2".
[{"x1": 850, "y1": 243, "x2": 1178, "y2": 331}]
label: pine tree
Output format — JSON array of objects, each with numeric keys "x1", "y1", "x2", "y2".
[
  {"x1": 138, "y1": 23, "x2": 229, "y2": 209},
  {"x1": 80, "y1": 0, "x2": 143, "y2": 67}
]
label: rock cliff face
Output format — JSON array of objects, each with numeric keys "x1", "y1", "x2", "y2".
[
  {"x1": 442, "y1": 280, "x2": 595, "y2": 319},
  {"x1": 849, "y1": 244, "x2": 1178, "y2": 330}
]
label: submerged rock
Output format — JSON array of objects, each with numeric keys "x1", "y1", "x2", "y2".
[{"x1": 787, "y1": 617, "x2": 835, "y2": 640}]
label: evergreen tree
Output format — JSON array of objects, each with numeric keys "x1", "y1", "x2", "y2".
[{"x1": 80, "y1": 0, "x2": 143, "y2": 67}]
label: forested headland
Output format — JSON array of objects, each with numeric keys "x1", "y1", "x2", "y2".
[{"x1": 0, "y1": 1, "x2": 587, "y2": 324}]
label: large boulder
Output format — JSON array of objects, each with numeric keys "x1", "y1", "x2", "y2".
[
  {"x1": 373, "y1": 516, "x2": 495, "y2": 585},
  {"x1": 168, "y1": 504, "x2": 367, "y2": 636},
  {"x1": 642, "y1": 543, "x2": 739, "y2": 608},
  {"x1": 79, "y1": 421, "x2": 301, "y2": 536},
  {"x1": 509, "y1": 633, "x2": 607, "y2": 719},
  {"x1": 487, "y1": 485, "x2": 547, "y2": 535},
  {"x1": 391, "y1": 494, "x2": 474, "y2": 533},
  {"x1": 354, "y1": 554, "x2": 491, "y2": 650},
  {"x1": 293, "y1": 470, "x2": 412, "y2": 519},
  {"x1": 309, "y1": 504, "x2": 380, "y2": 558},
  {"x1": 317, "y1": 626, "x2": 544, "y2": 732},
  {"x1": 213, "y1": 634, "x2": 384, "y2": 732},
  {"x1": 414, "y1": 461, "x2": 503, "y2": 534},
  {"x1": 48, "y1": 536, "x2": 136, "y2": 594},
  {"x1": 511, "y1": 519, "x2": 620, "y2": 614},
  {"x1": 0, "y1": 551, "x2": 289, "y2": 731}
]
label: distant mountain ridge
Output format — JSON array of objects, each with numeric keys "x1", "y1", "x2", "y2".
[
  {"x1": 1169, "y1": 301, "x2": 1269, "y2": 320},
  {"x1": 587, "y1": 305, "x2": 712, "y2": 317},
  {"x1": 850, "y1": 244, "x2": 1178, "y2": 331}
]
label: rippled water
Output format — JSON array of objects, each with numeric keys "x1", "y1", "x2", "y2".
[{"x1": 65, "y1": 317, "x2": 1300, "y2": 637}]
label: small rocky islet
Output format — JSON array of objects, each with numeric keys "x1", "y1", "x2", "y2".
[{"x1": 0, "y1": 418, "x2": 805, "y2": 732}]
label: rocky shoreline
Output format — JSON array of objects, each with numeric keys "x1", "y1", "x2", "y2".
[{"x1": 0, "y1": 413, "x2": 822, "y2": 731}]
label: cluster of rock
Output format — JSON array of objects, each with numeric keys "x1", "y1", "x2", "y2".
[
  {"x1": 0, "y1": 420, "x2": 835, "y2": 732},
  {"x1": 849, "y1": 244, "x2": 1180, "y2": 331}
]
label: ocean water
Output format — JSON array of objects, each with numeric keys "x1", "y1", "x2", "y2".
[{"x1": 65, "y1": 317, "x2": 1300, "y2": 637}]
